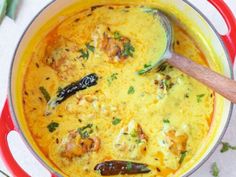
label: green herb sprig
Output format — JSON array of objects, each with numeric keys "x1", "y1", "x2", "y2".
[
  {"x1": 86, "y1": 43, "x2": 95, "y2": 53},
  {"x1": 163, "y1": 119, "x2": 170, "y2": 124},
  {"x1": 196, "y1": 94, "x2": 205, "y2": 103},
  {"x1": 107, "y1": 73, "x2": 118, "y2": 85},
  {"x1": 112, "y1": 117, "x2": 121, "y2": 125},
  {"x1": 47, "y1": 122, "x2": 59, "y2": 133},
  {"x1": 211, "y1": 162, "x2": 219, "y2": 177},
  {"x1": 79, "y1": 42, "x2": 95, "y2": 60},
  {"x1": 39, "y1": 86, "x2": 51, "y2": 102},
  {"x1": 122, "y1": 42, "x2": 135, "y2": 58},
  {"x1": 77, "y1": 124, "x2": 93, "y2": 139},
  {"x1": 221, "y1": 142, "x2": 236, "y2": 153},
  {"x1": 179, "y1": 151, "x2": 187, "y2": 164},
  {"x1": 128, "y1": 86, "x2": 135, "y2": 94},
  {"x1": 137, "y1": 64, "x2": 153, "y2": 75}
]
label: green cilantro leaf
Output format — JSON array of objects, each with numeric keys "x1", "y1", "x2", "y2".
[
  {"x1": 114, "y1": 31, "x2": 121, "y2": 40},
  {"x1": 122, "y1": 42, "x2": 135, "y2": 57},
  {"x1": 137, "y1": 64, "x2": 153, "y2": 75},
  {"x1": 179, "y1": 151, "x2": 187, "y2": 164},
  {"x1": 211, "y1": 162, "x2": 219, "y2": 177},
  {"x1": 196, "y1": 94, "x2": 205, "y2": 103},
  {"x1": 128, "y1": 86, "x2": 135, "y2": 94},
  {"x1": 112, "y1": 117, "x2": 121, "y2": 125},
  {"x1": 79, "y1": 49, "x2": 89, "y2": 60},
  {"x1": 163, "y1": 119, "x2": 170, "y2": 124},
  {"x1": 107, "y1": 73, "x2": 118, "y2": 85},
  {"x1": 47, "y1": 122, "x2": 59, "y2": 133},
  {"x1": 77, "y1": 124, "x2": 93, "y2": 139},
  {"x1": 86, "y1": 43, "x2": 95, "y2": 53}
]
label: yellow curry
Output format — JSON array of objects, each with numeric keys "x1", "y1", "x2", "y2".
[{"x1": 23, "y1": 4, "x2": 214, "y2": 177}]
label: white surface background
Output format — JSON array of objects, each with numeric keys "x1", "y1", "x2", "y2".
[{"x1": 0, "y1": 0, "x2": 236, "y2": 177}]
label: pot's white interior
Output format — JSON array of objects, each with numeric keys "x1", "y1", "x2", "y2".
[{"x1": 9, "y1": 0, "x2": 232, "y2": 176}]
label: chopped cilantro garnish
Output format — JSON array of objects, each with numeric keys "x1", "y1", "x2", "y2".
[
  {"x1": 163, "y1": 119, "x2": 170, "y2": 124},
  {"x1": 135, "y1": 138, "x2": 142, "y2": 144},
  {"x1": 107, "y1": 73, "x2": 118, "y2": 85},
  {"x1": 122, "y1": 42, "x2": 135, "y2": 57},
  {"x1": 77, "y1": 124, "x2": 93, "y2": 139},
  {"x1": 114, "y1": 31, "x2": 121, "y2": 40},
  {"x1": 112, "y1": 117, "x2": 121, "y2": 125},
  {"x1": 196, "y1": 94, "x2": 205, "y2": 103},
  {"x1": 130, "y1": 130, "x2": 138, "y2": 138},
  {"x1": 86, "y1": 43, "x2": 95, "y2": 53},
  {"x1": 211, "y1": 162, "x2": 219, "y2": 177},
  {"x1": 179, "y1": 151, "x2": 187, "y2": 164},
  {"x1": 128, "y1": 86, "x2": 135, "y2": 94},
  {"x1": 221, "y1": 142, "x2": 236, "y2": 153},
  {"x1": 39, "y1": 86, "x2": 51, "y2": 102},
  {"x1": 79, "y1": 49, "x2": 89, "y2": 60},
  {"x1": 137, "y1": 64, "x2": 153, "y2": 75},
  {"x1": 47, "y1": 122, "x2": 59, "y2": 133}
]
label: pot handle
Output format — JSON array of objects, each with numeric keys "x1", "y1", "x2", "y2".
[
  {"x1": 0, "y1": 99, "x2": 57, "y2": 177},
  {"x1": 208, "y1": 0, "x2": 236, "y2": 64}
]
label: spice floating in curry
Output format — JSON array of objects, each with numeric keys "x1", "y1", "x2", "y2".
[{"x1": 23, "y1": 5, "x2": 214, "y2": 177}]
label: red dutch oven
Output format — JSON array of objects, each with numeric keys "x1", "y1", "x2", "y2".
[{"x1": 0, "y1": 0, "x2": 236, "y2": 177}]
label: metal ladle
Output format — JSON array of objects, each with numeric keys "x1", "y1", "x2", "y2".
[{"x1": 148, "y1": 11, "x2": 236, "y2": 104}]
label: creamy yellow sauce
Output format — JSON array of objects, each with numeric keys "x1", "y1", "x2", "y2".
[{"x1": 23, "y1": 5, "x2": 214, "y2": 177}]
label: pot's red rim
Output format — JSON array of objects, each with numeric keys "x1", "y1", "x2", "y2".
[
  {"x1": 7, "y1": 0, "x2": 234, "y2": 177},
  {"x1": 8, "y1": 2, "x2": 62, "y2": 177}
]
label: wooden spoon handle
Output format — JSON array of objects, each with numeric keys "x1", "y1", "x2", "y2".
[{"x1": 167, "y1": 53, "x2": 236, "y2": 103}]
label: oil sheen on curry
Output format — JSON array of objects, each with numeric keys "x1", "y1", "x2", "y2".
[{"x1": 23, "y1": 5, "x2": 214, "y2": 177}]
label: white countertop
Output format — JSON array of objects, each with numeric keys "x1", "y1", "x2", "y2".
[{"x1": 0, "y1": 0, "x2": 236, "y2": 177}]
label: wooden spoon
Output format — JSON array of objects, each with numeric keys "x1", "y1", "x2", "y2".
[
  {"x1": 167, "y1": 53, "x2": 236, "y2": 103},
  {"x1": 150, "y1": 10, "x2": 236, "y2": 103}
]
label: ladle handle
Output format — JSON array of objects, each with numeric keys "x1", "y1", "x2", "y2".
[{"x1": 167, "y1": 53, "x2": 236, "y2": 103}]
